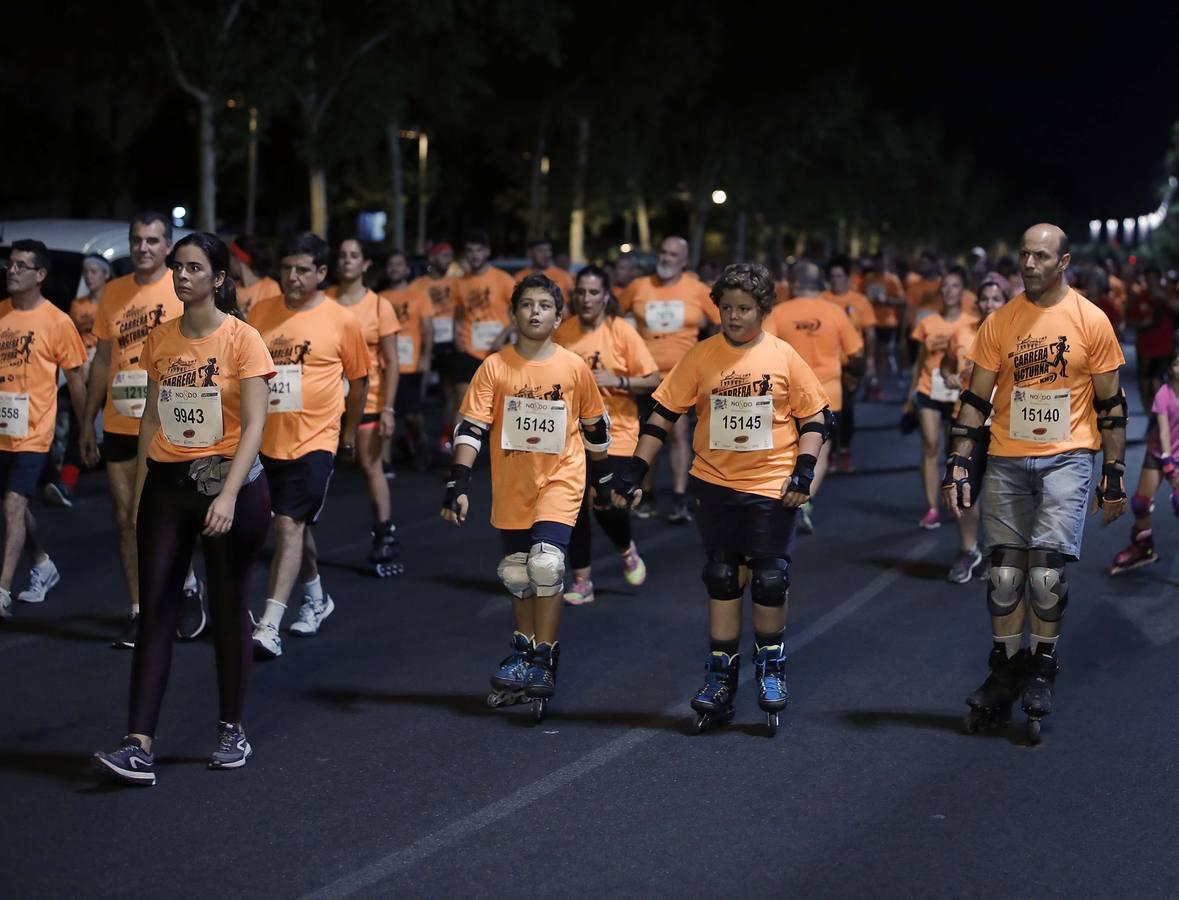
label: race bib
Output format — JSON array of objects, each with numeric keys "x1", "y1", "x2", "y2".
[
  {"x1": 433, "y1": 316, "x2": 454, "y2": 344},
  {"x1": 268, "y1": 364, "x2": 303, "y2": 413},
  {"x1": 930, "y1": 368, "x2": 958, "y2": 403},
  {"x1": 709, "y1": 395, "x2": 773, "y2": 451},
  {"x1": 158, "y1": 386, "x2": 223, "y2": 448},
  {"x1": 111, "y1": 369, "x2": 148, "y2": 418},
  {"x1": 1009, "y1": 388, "x2": 1070, "y2": 442},
  {"x1": 471, "y1": 321, "x2": 505, "y2": 352},
  {"x1": 643, "y1": 300, "x2": 685, "y2": 334},
  {"x1": 501, "y1": 396, "x2": 566, "y2": 454},
  {"x1": 397, "y1": 334, "x2": 416, "y2": 369},
  {"x1": 0, "y1": 392, "x2": 29, "y2": 438}
]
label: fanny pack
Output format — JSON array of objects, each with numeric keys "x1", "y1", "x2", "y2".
[{"x1": 188, "y1": 456, "x2": 264, "y2": 497}]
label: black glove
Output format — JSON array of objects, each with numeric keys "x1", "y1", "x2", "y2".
[
  {"x1": 787, "y1": 453, "x2": 817, "y2": 497},
  {"x1": 1097, "y1": 460, "x2": 1126, "y2": 507},
  {"x1": 589, "y1": 457, "x2": 616, "y2": 510},
  {"x1": 614, "y1": 456, "x2": 650, "y2": 506},
  {"x1": 442, "y1": 464, "x2": 472, "y2": 514},
  {"x1": 942, "y1": 453, "x2": 973, "y2": 507}
]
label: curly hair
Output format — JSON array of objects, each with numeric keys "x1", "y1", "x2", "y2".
[
  {"x1": 511, "y1": 271, "x2": 564, "y2": 315},
  {"x1": 709, "y1": 262, "x2": 776, "y2": 314}
]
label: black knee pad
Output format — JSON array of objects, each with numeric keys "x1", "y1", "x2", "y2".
[
  {"x1": 702, "y1": 550, "x2": 743, "y2": 600},
  {"x1": 749, "y1": 557, "x2": 790, "y2": 607},
  {"x1": 987, "y1": 546, "x2": 1027, "y2": 617},
  {"x1": 1027, "y1": 548, "x2": 1068, "y2": 622}
]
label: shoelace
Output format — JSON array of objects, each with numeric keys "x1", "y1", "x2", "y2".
[
  {"x1": 217, "y1": 729, "x2": 238, "y2": 753},
  {"x1": 28, "y1": 567, "x2": 48, "y2": 589}
]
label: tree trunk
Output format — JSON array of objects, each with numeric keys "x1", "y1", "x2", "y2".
[
  {"x1": 527, "y1": 116, "x2": 548, "y2": 243},
  {"x1": 635, "y1": 192, "x2": 651, "y2": 252},
  {"x1": 569, "y1": 115, "x2": 590, "y2": 264},
  {"x1": 309, "y1": 167, "x2": 328, "y2": 236},
  {"x1": 416, "y1": 133, "x2": 428, "y2": 254},
  {"x1": 197, "y1": 98, "x2": 216, "y2": 231},
  {"x1": 246, "y1": 106, "x2": 259, "y2": 235},
  {"x1": 386, "y1": 120, "x2": 405, "y2": 251}
]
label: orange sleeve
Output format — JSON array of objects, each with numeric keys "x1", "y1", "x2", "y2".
[
  {"x1": 650, "y1": 348, "x2": 700, "y2": 414},
  {"x1": 1086, "y1": 307, "x2": 1127, "y2": 373},
  {"x1": 763, "y1": 309, "x2": 781, "y2": 339},
  {"x1": 92, "y1": 296, "x2": 113, "y2": 341},
  {"x1": 341, "y1": 316, "x2": 371, "y2": 380},
  {"x1": 967, "y1": 316, "x2": 1001, "y2": 372},
  {"x1": 618, "y1": 282, "x2": 637, "y2": 314},
  {"x1": 911, "y1": 318, "x2": 927, "y2": 343},
  {"x1": 839, "y1": 311, "x2": 864, "y2": 356},
  {"x1": 56, "y1": 314, "x2": 88, "y2": 370},
  {"x1": 623, "y1": 323, "x2": 659, "y2": 376},
  {"x1": 415, "y1": 291, "x2": 433, "y2": 320},
  {"x1": 458, "y1": 357, "x2": 498, "y2": 424},
  {"x1": 237, "y1": 324, "x2": 276, "y2": 380},
  {"x1": 701, "y1": 288, "x2": 721, "y2": 326},
  {"x1": 142, "y1": 327, "x2": 163, "y2": 381},
  {"x1": 786, "y1": 349, "x2": 830, "y2": 418},
  {"x1": 377, "y1": 294, "x2": 401, "y2": 337}
]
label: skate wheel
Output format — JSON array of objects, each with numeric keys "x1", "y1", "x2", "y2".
[
  {"x1": 374, "y1": 562, "x2": 405, "y2": 578},
  {"x1": 767, "y1": 713, "x2": 779, "y2": 736},
  {"x1": 1026, "y1": 718, "x2": 1042, "y2": 745},
  {"x1": 486, "y1": 691, "x2": 503, "y2": 708},
  {"x1": 532, "y1": 698, "x2": 547, "y2": 723},
  {"x1": 963, "y1": 711, "x2": 980, "y2": 734},
  {"x1": 693, "y1": 714, "x2": 708, "y2": 735}
]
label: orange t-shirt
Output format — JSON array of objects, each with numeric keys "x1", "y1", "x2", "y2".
[
  {"x1": 961, "y1": 289, "x2": 978, "y2": 317},
  {"x1": 143, "y1": 316, "x2": 275, "y2": 463},
  {"x1": 554, "y1": 315, "x2": 659, "y2": 456},
  {"x1": 459, "y1": 344, "x2": 605, "y2": 530},
  {"x1": 237, "y1": 276, "x2": 280, "y2": 318},
  {"x1": 382, "y1": 285, "x2": 434, "y2": 375},
  {"x1": 774, "y1": 281, "x2": 791, "y2": 306},
  {"x1": 514, "y1": 266, "x2": 575, "y2": 301},
  {"x1": 906, "y1": 277, "x2": 943, "y2": 319},
  {"x1": 410, "y1": 274, "x2": 457, "y2": 345},
  {"x1": 763, "y1": 298, "x2": 862, "y2": 412},
  {"x1": 653, "y1": 333, "x2": 829, "y2": 499},
  {"x1": 247, "y1": 295, "x2": 370, "y2": 459},
  {"x1": 911, "y1": 313, "x2": 976, "y2": 397},
  {"x1": 70, "y1": 297, "x2": 98, "y2": 349},
  {"x1": 967, "y1": 289, "x2": 1126, "y2": 458},
  {"x1": 327, "y1": 288, "x2": 400, "y2": 414},
  {"x1": 92, "y1": 272, "x2": 184, "y2": 436},
  {"x1": 821, "y1": 290, "x2": 875, "y2": 334},
  {"x1": 619, "y1": 274, "x2": 720, "y2": 374},
  {"x1": 862, "y1": 272, "x2": 905, "y2": 328},
  {"x1": 453, "y1": 267, "x2": 515, "y2": 360},
  {"x1": 0, "y1": 299, "x2": 87, "y2": 453}
]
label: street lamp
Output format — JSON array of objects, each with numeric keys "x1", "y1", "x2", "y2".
[
  {"x1": 1105, "y1": 219, "x2": 1118, "y2": 242},
  {"x1": 1089, "y1": 220, "x2": 1101, "y2": 242},
  {"x1": 1123, "y1": 217, "x2": 1136, "y2": 244},
  {"x1": 172, "y1": 206, "x2": 187, "y2": 227},
  {"x1": 711, "y1": 189, "x2": 727, "y2": 205}
]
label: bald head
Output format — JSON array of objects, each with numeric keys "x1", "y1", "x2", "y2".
[
  {"x1": 789, "y1": 260, "x2": 824, "y2": 296},
  {"x1": 656, "y1": 236, "x2": 689, "y2": 281},
  {"x1": 1019, "y1": 223, "x2": 1071, "y2": 299}
]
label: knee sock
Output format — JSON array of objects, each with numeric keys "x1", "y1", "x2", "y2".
[
  {"x1": 755, "y1": 629, "x2": 785, "y2": 649},
  {"x1": 710, "y1": 637, "x2": 740, "y2": 656}
]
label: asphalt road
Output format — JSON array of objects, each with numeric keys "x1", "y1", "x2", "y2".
[{"x1": 4, "y1": 363, "x2": 1179, "y2": 899}]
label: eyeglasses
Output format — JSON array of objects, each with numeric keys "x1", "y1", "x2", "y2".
[{"x1": 5, "y1": 261, "x2": 42, "y2": 273}]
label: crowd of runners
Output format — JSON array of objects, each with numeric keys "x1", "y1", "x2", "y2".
[{"x1": 2, "y1": 212, "x2": 1169, "y2": 783}]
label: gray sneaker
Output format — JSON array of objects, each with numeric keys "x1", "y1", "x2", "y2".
[
  {"x1": 208, "y1": 723, "x2": 253, "y2": 769},
  {"x1": 93, "y1": 735, "x2": 156, "y2": 786},
  {"x1": 948, "y1": 547, "x2": 983, "y2": 584},
  {"x1": 289, "y1": 594, "x2": 334, "y2": 636},
  {"x1": 17, "y1": 558, "x2": 60, "y2": 603}
]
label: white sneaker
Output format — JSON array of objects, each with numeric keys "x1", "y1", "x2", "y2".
[
  {"x1": 18, "y1": 559, "x2": 60, "y2": 603},
  {"x1": 0, "y1": 587, "x2": 12, "y2": 619},
  {"x1": 289, "y1": 594, "x2": 334, "y2": 636},
  {"x1": 251, "y1": 621, "x2": 283, "y2": 658}
]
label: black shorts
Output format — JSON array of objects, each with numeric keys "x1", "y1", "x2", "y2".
[
  {"x1": 913, "y1": 391, "x2": 955, "y2": 419},
  {"x1": 432, "y1": 341, "x2": 456, "y2": 374},
  {"x1": 396, "y1": 372, "x2": 424, "y2": 415},
  {"x1": 500, "y1": 520, "x2": 573, "y2": 556},
  {"x1": 261, "y1": 450, "x2": 335, "y2": 523},
  {"x1": 690, "y1": 476, "x2": 797, "y2": 560},
  {"x1": 103, "y1": 431, "x2": 139, "y2": 464},
  {"x1": 449, "y1": 352, "x2": 483, "y2": 384},
  {"x1": 360, "y1": 413, "x2": 381, "y2": 427},
  {"x1": 0, "y1": 451, "x2": 47, "y2": 497}
]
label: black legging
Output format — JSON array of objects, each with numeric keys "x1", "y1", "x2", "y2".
[
  {"x1": 836, "y1": 396, "x2": 854, "y2": 454},
  {"x1": 569, "y1": 474, "x2": 633, "y2": 570},
  {"x1": 129, "y1": 462, "x2": 272, "y2": 736}
]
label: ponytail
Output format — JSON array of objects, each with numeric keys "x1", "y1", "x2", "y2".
[{"x1": 216, "y1": 277, "x2": 243, "y2": 320}]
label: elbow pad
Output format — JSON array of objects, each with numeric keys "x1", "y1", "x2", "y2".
[
  {"x1": 1094, "y1": 388, "x2": 1128, "y2": 430},
  {"x1": 797, "y1": 408, "x2": 835, "y2": 444},
  {"x1": 454, "y1": 418, "x2": 488, "y2": 455},
  {"x1": 581, "y1": 414, "x2": 612, "y2": 453}
]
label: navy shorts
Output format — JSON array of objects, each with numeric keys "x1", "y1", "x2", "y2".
[
  {"x1": 690, "y1": 476, "x2": 797, "y2": 560},
  {"x1": 395, "y1": 372, "x2": 424, "y2": 415},
  {"x1": 0, "y1": 451, "x2": 48, "y2": 497},
  {"x1": 103, "y1": 431, "x2": 139, "y2": 463},
  {"x1": 261, "y1": 450, "x2": 335, "y2": 523},
  {"x1": 500, "y1": 520, "x2": 573, "y2": 556}
]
